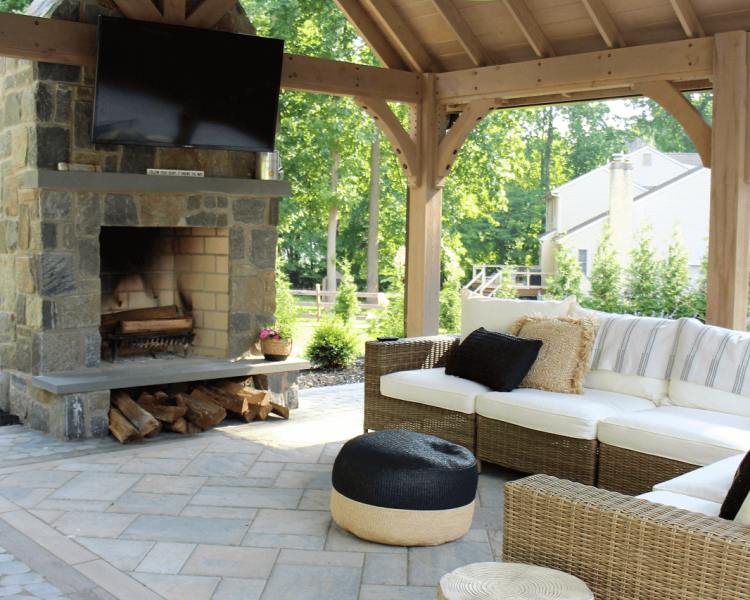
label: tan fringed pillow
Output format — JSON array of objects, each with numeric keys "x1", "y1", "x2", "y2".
[{"x1": 509, "y1": 314, "x2": 598, "y2": 395}]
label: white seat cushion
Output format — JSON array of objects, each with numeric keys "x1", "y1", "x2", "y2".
[
  {"x1": 654, "y1": 453, "x2": 745, "y2": 503},
  {"x1": 380, "y1": 368, "x2": 489, "y2": 415},
  {"x1": 475, "y1": 387, "x2": 655, "y2": 440},
  {"x1": 637, "y1": 491, "x2": 721, "y2": 517},
  {"x1": 598, "y1": 406, "x2": 750, "y2": 466}
]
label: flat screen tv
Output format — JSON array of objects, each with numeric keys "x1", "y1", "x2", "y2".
[{"x1": 93, "y1": 17, "x2": 284, "y2": 152}]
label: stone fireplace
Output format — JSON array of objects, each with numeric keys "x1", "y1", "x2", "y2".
[{"x1": 0, "y1": 0, "x2": 301, "y2": 440}]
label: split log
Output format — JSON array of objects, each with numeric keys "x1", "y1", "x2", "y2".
[
  {"x1": 185, "y1": 421, "x2": 202, "y2": 434},
  {"x1": 109, "y1": 406, "x2": 143, "y2": 444},
  {"x1": 271, "y1": 402, "x2": 290, "y2": 419},
  {"x1": 154, "y1": 391, "x2": 170, "y2": 404},
  {"x1": 137, "y1": 397, "x2": 187, "y2": 424},
  {"x1": 198, "y1": 385, "x2": 249, "y2": 415},
  {"x1": 213, "y1": 380, "x2": 246, "y2": 396},
  {"x1": 239, "y1": 388, "x2": 270, "y2": 406},
  {"x1": 101, "y1": 305, "x2": 179, "y2": 332},
  {"x1": 118, "y1": 317, "x2": 193, "y2": 334},
  {"x1": 163, "y1": 418, "x2": 188, "y2": 433},
  {"x1": 111, "y1": 391, "x2": 161, "y2": 438},
  {"x1": 174, "y1": 393, "x2": 226, "y2": 430}
]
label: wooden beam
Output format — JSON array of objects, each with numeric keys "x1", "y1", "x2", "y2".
[
  {"x1": 706, "y1": 32, "x2": 750, "y2": 331},
  {"x1": 437, "y1": 99, "x2": 495, "y2": 180},
  {"x1": 434, "y1": 37, "x2": 714, "y2": 104},
  {"x1": 504, "y1": 0, "x2": 555, "y2": 58},
  {"x1": 428, "y1": 0, "x2": 492, "y2": 67},
  {"x1": 362, "y1": 0, "x2": 439, "y2": 73},
  {"x1": 162, "y1": 0, "x2": 186, "y2": 24},
  {"x1": 580, "y1": 0, "x2": 626, "y2": 49},
  {"x1": 354, "y1": 96, "x2": 419, "y2": 185},
  {"x1": 634, "y1": 81, "x2": 711, "y2": 167},
  {"x1": 668, "y1": 0, "x2": 705, "y2": 39},
  {"x1": 112, "y1": 0, "x2": 164, "y2": 22},
  {"x1": 185, "y1": 0, "x2": 237, "y2": 28},
  {"x1": 331, "y1": 0, "x2": 406, "y2": 70},
  {"x1": 0, "y1": 12, "x2": 96, "y2": 66},
  {"x1": 281, "y1": 54, "x2": 421, "y2": 103}
]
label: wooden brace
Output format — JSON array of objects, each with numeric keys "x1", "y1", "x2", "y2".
[{"x1": 437, "y1": 99, "x2": 495, "y2": 179}]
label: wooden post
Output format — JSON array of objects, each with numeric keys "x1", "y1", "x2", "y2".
[
  {"x1": 706, "y1": 32, "x2": 750, "y2": 330},
  {"x1": 315, "y1": 283, "x2": 322, "y2": 321},
  {"x1": 404, "y1": 74, "x2": 445, "y2": 337}
]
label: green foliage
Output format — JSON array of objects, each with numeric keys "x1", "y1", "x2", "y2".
[
  {"x1": 272, "y1": 264, "x2": 300, "y2": 339},
  {"x1": 588, "y1": 223, "x2": 623, "y2": 313},
  {"x1": 0, "y1": 0, "x2": 32, "y2": 14},
  {"x1": 368, "y1": 259, "x2": 405, "y2": 339},
  {"x1": 660, "y1": 225, "x2": 693, "y2": 318},
  {"x1": 495, "y1": 267, "x2": 518, "y2": 299},
  {"x1": 439, "y1": 242, "x2": 463, "y2": 333},
  {"x1": 333, "y1": 260, "x2": 360, "y2": 322},
  {"x1": 684, "y1": 249, "x2": 708, "y2": 321},
  {"x1": 304, "y1": 316, "x2": 361, "y2": 368},
  {"x1": 625, "y1": 224, "x2": 663, "y2": 315},
  {"x1": 546, "y1": 237, "x2": 582, "y2": 300}
]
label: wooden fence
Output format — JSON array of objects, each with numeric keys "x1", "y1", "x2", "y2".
[{"x1": 290, "y1": 285, "x2": 389, "y2": 320}]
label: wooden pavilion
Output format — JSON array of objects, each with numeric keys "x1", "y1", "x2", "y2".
[{"x1": 0, "y1": 0, "x2": 748, "y2": 336}]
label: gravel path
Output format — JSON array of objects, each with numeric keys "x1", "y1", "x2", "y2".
[{"x1": 297, "y1": 357, "x2": 364, "y2": 389}]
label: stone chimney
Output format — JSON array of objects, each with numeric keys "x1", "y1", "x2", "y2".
[{"x1": 609, "y1": 153, "x2": 634, "y2": 265}]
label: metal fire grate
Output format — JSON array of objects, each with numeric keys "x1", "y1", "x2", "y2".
[{"x1": 105, "y1": 331, "x2": 196, "y2": 362}]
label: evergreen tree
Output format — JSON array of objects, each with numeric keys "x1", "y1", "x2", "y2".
[
  {"x1": 683, "y1": 248, "x2": 707, "y2": 321},
  {"x1": 367, "y1": 260, "x2": 405, "y2": 338},
  {"x1": 495, "y1": 267, "x2": 518, "y2": 299},
  {"x1": 546, "y1": 237, "x2": 583, "y2": 300},
  {"x1": 332, "y1": 260, "x2": 359, "y2": 322},
  {"x1": 273, "y1": 262, "x2": 300, "y2": 339},
  {"x1": 661, "y1": 225, "x2": 693, "y2": 317},
  {"x1": 625, "y1": 224, "x2": 663, "y2": 315},
  {"x1": 588, "y1": 222, "x2": 623, "y2": 313}
]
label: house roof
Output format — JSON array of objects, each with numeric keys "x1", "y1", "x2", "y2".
[{"x1": 667, "y1": 153, "x2": 703, "y2": 167}]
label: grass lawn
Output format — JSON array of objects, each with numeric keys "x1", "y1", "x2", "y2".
[{"x1": 291, "y1": 316, "x2": 373, "y2": 359}]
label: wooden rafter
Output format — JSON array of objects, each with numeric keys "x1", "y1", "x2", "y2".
[
  {"x1": 185, "y1": 0, "x2": 237, "y2": 28},
  {"x1": 362, "y1": 0, "x2": 439, "y2": 72},
  {"x1": 331, "y1": 0, "x2": 406, "y2": 70},
  {"x1": 354, "y1": 96, "x2": 419, "y2": 185},
  {"x1": 634, "y1": 81, "x2": 711, "y2": 167},
  {"x1": 161, "y1": 0, "x2": 187, "y2": 24},
  {"x1": 428, "y1": 0, "x2": 491, "y2": 67},
  {"x1": 580, "y1": 0, "x2": 625, "y2": 49},
  {"x1": 668, "y1": 0, "x2": 705, "y2": 39},
  {"x1": 504, "y1": 0, "x2": 555, "y2": 58},
  {"x1": 0, "y1": 13, "x2": 96, "y2": 65},
  {"x1": 437, "y1": 99, "x2": 495, "y2": 179},
  {"x1": 434, "y1": 37, "x2": 713, "y2": 104},
  {"x1": 111, "y1": 0, "x2": 164, "y2": 22}
]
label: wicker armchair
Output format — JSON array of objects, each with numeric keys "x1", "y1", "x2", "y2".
[
  {"x1": 503, "y1": 474, "x2": 750, "y2": 600},
  {"x1": 363, "y1": 335, "x2": 479, "y2": 453}
]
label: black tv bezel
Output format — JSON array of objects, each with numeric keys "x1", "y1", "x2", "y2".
[{"x1": 92, "y1": 16, "x2": 284, "y2": 153}]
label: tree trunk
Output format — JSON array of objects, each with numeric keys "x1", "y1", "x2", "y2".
[
  {"x1": 327, "y1": 150, "x2": 340, "y2": 294},
  {"x1": 367, "y1": 132, "x2": 381, "y2": 301}
]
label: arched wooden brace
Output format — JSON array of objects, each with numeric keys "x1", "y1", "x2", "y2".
[
  {"x1": 353, "y1": 97, "x2": 420, "y2": 186},
  {"x1": 634, "y1": 80, "x2": 712, "y2": 167},
  {"x1": 437, "y1": 99, "x2": 496, "y2": 182}
]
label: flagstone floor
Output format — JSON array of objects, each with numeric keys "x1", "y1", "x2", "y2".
[{"x1": 0, "y1": 383, "x2": 520, "y2": 600}]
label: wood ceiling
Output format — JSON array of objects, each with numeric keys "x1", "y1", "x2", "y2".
[{"x1": 333, "y1": 0, "x2": 750, "y2": 73}]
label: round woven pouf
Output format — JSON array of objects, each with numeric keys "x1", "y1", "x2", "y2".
[
  {"x1": 438, "y1": 563, "x2": 594, "y2": 600},
  {"x1": 331, "y1": 430, "x2": 478, "y2": 547}
]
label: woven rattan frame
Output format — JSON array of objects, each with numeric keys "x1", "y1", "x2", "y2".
[
  {"x1": 503, "y1": 474, "x2": 750, "y2": 600},
  {"x1": 597, "y1": 443, "x2": 700, "y2": 496},
  {"x1": 364, "y1": 336, "x2": 477, "y2": 453},
  {"x1": 476, "y1": 416, "x2": 599, "y2": 486}
]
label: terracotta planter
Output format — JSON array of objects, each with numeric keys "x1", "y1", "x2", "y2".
[{"x1": 261, "y1": 337, "x2": 293, "y2": 361}]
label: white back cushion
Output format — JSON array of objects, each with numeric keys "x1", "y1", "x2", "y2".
[
  {"x1": 654, "y1": 452, "x2": 744, "y2": 503},
  {"x1": 585, "y1": 370, "x2": 668, "y2": 404},
  {"x1": 666, "y1": 379, "x2": 750, "y2": 418},
  {"x1": 460, "y1": 289, "x2": 576, "y2": 342}
]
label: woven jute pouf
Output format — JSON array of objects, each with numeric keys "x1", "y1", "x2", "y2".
[
  {"x1": 438, "y1": 563, "x2": 594, "y2": 600},
  {"x1": 331, "y1": 429, "x2": 478, "y2": 547}
]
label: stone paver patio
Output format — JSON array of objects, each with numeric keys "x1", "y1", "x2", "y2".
[{"x1": 0, "y1": 383, "x2": 519, "y2": 600}]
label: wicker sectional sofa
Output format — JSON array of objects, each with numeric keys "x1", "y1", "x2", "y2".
[{"x1": 364, "y1": 294, "x2": 750, "y2": 494}]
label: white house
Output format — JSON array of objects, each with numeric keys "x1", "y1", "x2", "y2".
[{"x1": 539, "y1": 145, "x2": 709, "y2": 293}]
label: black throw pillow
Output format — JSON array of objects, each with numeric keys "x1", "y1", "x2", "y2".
[
  {"x1": 445, "y1": 327, "x2": 543, "y2": 392},
  {"x1": 720, "y1": 450, "x2": 750, "y2": 520}
]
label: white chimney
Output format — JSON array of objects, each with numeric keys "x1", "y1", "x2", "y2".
[{"x1": 609, "y1": 155, "x2": 634, "y2": 264}]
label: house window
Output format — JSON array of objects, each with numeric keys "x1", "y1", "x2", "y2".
[
  {"x1": 643, "y1": 153, "x2": 652, "y2": 166},
  {"x1": 578, "y1": 249, "x2": 588, "y2": 276}
]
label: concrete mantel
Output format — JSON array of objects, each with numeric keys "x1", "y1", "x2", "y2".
[{"x1": 20, "y1": 169, "x2": 293, "y2": 197}]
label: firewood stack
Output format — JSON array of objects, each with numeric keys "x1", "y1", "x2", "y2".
[{"x1": 108, "y1": 377, "x2": 290, "y2": 444}]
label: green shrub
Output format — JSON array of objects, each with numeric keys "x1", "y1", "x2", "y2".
[
  {"x1": 333, "y1": 260, "x2": 360, "y2": 322},
  {"x1": 273, "y1": 266, "x2": 300, "y2": 339},
  {"x1": 367, "y1": 266, "x2": 405, "y2": 339},
  {"x1": 305, "y1": 316, "x2": 361, "y2": 368},
  {"x1": 439, "y1": 260, "x2": 462, "y2": 333}
]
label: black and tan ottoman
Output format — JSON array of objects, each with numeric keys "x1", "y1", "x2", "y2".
[{"x1": 331, "y1": 429, "x2": 478, "y2": 546}]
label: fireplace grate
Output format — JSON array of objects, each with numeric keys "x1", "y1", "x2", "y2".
[{"x1": 105, "y1": 331, "x2": 196, "y2": 362}]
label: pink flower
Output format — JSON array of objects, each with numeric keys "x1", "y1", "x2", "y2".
[
  {"x1": 260, "y1": 331, "x2": 268, "y2": 339},
  {"x1": 274, "y1": 334, "x2": 280, "y2": 340}
]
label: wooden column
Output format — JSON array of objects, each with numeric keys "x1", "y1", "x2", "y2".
[
  {"x1": 404, "y1": 74, "x2": 444, "y2": 337},
  {"x1": 706, "y1": 32, "x2": 750, "y2": 330}
]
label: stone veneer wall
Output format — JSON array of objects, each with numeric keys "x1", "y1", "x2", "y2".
[{"x1": 0, "y1": 0, "x2": 288, "y2": 440}]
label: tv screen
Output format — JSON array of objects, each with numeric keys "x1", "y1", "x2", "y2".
[{"x1": 93, "y1": 17, "x2": 284, "y2": 153}]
